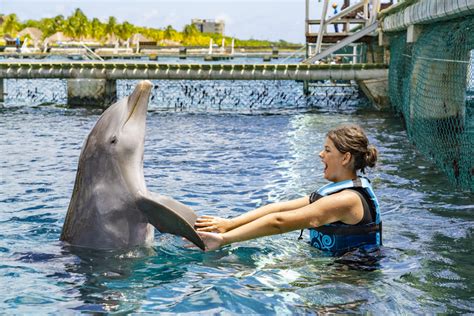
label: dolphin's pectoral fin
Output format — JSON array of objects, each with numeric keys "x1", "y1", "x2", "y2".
[{"x1": 136, "y1": 193, "x2": 205, "y2": 250}]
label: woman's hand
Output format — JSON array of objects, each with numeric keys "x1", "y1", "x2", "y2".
[
  {"x1": 195, "y1": 215, "x2": 233, "y2": 233},
  {"x1": 197, "y1": 231, "x2": 225, "y2": 251}
]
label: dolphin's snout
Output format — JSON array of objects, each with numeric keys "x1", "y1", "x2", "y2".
[
  {"x1": 137, "y1": 80, "x2": 153, "y2": 91},
  {"x1": 123, "y1": 81, "x2": 153, "y2": 126}
]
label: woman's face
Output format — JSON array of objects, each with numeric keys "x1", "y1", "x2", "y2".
[{"x1": 318, "y1": 137, "x2": 347, "y2": 182}]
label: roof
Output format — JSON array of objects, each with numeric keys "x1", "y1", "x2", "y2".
[
  {"x1": 18, "y1": 27, "x2": 43, "y2": 41},
  {"x1": 130, "y1": 33, "x2": 153, "y2": 43},
  {"x1": 44, "y1": 32, "x2": 72, "y2": 43},
  {"x1": 105, "y1": 33, "x2": 119, "y2": 45},
  {"x1": 3, "y1": 34, "x2": 15, "y2": 41}
]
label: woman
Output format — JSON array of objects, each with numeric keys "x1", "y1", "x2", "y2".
[{"x1": 196, "y1": 124, "x2": 382, "y2": 255}]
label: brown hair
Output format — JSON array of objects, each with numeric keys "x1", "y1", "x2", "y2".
[{"x1": 327, "y1": 124, "x2": 377, "y2": 173}]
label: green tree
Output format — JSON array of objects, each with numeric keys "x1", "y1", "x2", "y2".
[
  {"x1": 90, "y1": 17, "x2": 105, "y2": 40},
  {"x1": 64, "y1": 8, "x2": 90, "y2": 40},
  {"x1": 117, "y1": 21, "x2": 135, "y2": 41},
  {"x1": 2, "y1": 14, "x2": 21, "y2": 36},
  {"x1": 164, "y1": 25, "x2": 177, "y2": 40},
  {"x1": 183, "y1": 24, "x2": 199, "y2": 38},
  {"x1": 22, "y1": 19, "x2": 40, "y2": 29},
  {"x1": 105, "y1": 16, "x2": 117, "y2": 37},
  {"x1": 38, "y1": 16, "x2": 64, "y2": 38}
]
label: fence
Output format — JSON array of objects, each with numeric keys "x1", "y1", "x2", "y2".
[{"x1": 388, "y1": 16, "x2": 473, "y2": 190}]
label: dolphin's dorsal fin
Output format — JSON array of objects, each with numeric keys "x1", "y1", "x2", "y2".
[{"x1": 136, "y1": 193, "x2": 205, "y2": 250}]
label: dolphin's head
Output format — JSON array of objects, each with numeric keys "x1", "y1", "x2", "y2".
[{"x1": 81, "y1": 80, "x2": 153, "y2": 192}]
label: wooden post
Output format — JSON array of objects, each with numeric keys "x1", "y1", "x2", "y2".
[
  {"x1": 179, "y1": 47, "x2": 187, "y2": 59},
  {"x1": 0, "y1": 79, "x2": 4, "y2": 103},
  {"x1": 67, "y1": 79, "x2": 117, "y2": 108},
  {"x1": 303, "y1": 80, "x2": 310, "y2": 96},
  {"x1": 209, "y1": 38, "x2": 213, "y2": 55},
  {"x1": 353, "y1": 45, "x2": 358, "y2": 64},
  {"x1": 305, "y1": 0, "x2": 310, "y2": 37},
  {"x1": 316, "y1": 0, "x2": 329, "y2": 55},
  {"x1": 364, "y1": 0, "x2": 369, "y2": 26},
  {"x1": 304, "y1": 0, "x2": 310, "y2": 94}
]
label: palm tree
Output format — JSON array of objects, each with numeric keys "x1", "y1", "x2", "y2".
[
  {"x1": 90, "y1": 18, "x2": 105, "y2": 40},
  {"x1": 38, "y1": 17, "x2": 63, "y2": 38},
  {"x1": 117, "y1": 21, "x2": 135, "y2": 41},
  {"x1": 183, "y1": 24, "x2": 199, "y2": 38},
  {"x1": 64, "y1": 8, "x2": 90, "y2": 40},
  {"x1": 105, "y1": 16, "x2": 117, "y2": 38},
  {"x1": 164, "y1": 25, "x2": 177, "y2": 40},
  {"x1": 2, "y1": 14, "x2": 21, "y2": 36}
]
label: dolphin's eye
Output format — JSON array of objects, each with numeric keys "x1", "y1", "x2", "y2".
[{"x1": 110, "y1": 136, "x2": 117, "y2": 144}]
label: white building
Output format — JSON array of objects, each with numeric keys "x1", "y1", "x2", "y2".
[{"x1": 191, "y1": 19, "x2": 225, "y2": 35}]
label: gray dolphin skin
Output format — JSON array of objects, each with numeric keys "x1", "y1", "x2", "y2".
[{"x1": 60, "y1": 80, "x2": 205, "y2": 250}]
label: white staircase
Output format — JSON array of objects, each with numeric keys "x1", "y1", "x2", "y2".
[
  {"x1": 304, "y1": 0, "x2": 385, "y2": 64},
  {"x1": 303, "y1": 21, "x2": 378, "y2": 64}
]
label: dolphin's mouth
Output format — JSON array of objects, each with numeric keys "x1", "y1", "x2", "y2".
[{"x1": 123, "y1": 81, "x2": 152, "y2": 127}]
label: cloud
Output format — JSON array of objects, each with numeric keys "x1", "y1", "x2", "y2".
[
  {"x1": 162, "y1": 12, "x2": 180, "y2": 28},
  {"x1": 142, "y1": 9, "x2": 160, "y2": 23},
  {"x1": 215, "y1": 13, "x2": 233, "y2": 25}
]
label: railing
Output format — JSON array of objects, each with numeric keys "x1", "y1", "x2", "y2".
[
  {"x1": 80, "y1": 43, "x2": 104, "y2": 61},
  {"x1": 0, "y1": 61, "x2": 388, "y2": 81},
  {"x1": 304, "y1": 0, "x2": 389, "y2": 64}
]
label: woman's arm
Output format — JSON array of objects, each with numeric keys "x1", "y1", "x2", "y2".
[
  {"x1": 195, "y1": 196, "x2": 310, "y2": 233},
  {"x1": 198, "y1": 190, "x2": 362, "y2": 251}
]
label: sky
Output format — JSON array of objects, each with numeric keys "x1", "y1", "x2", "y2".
[{"x1": 0, "y1": 0, "x2": 346, "y2": 44}]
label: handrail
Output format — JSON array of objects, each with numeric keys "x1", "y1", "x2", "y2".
[
  {"x1": 315, "y1": 0, "x2": 330, "y2": 54},
  {"x1": 279, "y1": 46, "x2": 306, "y2": 64},
  {"x1": 80, "y1": 42, "x2": 104, "y2": 61},
  {"x1": 303, "y1": 21, "x2": 378, "y2": 64},
  {"x1": 325, "y1": 1, "x2": 365, "y2": 25}
]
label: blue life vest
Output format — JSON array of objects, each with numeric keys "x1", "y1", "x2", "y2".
[{"x1": 308, "y1": 177, "x2": 382, "y2": 255}]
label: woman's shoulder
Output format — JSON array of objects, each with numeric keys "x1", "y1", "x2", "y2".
[{"x1": 315, "y1": 189, "x2": 362, "y2": 211}]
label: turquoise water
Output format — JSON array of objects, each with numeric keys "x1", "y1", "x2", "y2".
[{"x1": 0, "y1": 80, "x2": 473, "y2": 314}]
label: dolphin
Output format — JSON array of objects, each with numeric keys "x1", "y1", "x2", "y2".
[{"x1": 60, "y1": 80, "x2": 205, "y2": 250}]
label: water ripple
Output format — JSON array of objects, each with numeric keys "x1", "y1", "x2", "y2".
[{"x1": 0, "y1": 97, "x2": 473, "y2": 314}]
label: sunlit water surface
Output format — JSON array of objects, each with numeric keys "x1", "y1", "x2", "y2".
[{"x1": 0, "y1": 80, "x2": 473, "y2": 314}]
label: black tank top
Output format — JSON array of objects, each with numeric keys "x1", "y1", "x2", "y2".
[{"x1": 309, "y1": 187, "x2": 376, "y2": 225}]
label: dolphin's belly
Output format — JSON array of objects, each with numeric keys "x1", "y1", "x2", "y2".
[{"x1": 61, "y1": 203, "x2": 154, "y2": 249}]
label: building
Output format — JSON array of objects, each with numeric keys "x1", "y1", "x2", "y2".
[
  {"x1": 129, "y1": 33, "x2": 156, "y2": 46},
  {"x1": 44, "y1": 32, "x2": 72, "y2": 45},
  {"x1": 17, "y1": 27, "x2": 43, "y2": 46},
  {"x1": 191, "y1": 19, "x2": 225, "y2": 35}
]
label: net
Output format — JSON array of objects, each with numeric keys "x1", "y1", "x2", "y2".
[{"x1": 388, "y1": 16, "x2": 474, "y2": 191}]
